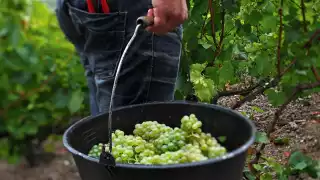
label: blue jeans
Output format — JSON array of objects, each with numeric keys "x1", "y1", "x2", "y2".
[{"x1": 55, "y1": 0, "x2": 182, "y2": 116}]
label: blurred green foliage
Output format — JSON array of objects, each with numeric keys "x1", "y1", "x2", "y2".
[{"x1": 0, "y1": 0, "x2": 89, "y2": 164}]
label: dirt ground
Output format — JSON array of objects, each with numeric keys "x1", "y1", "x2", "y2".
[{"x1": 0, "y1": 93, "x2": 319, "y2": 180}]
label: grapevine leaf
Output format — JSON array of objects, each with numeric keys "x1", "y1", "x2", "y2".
[
  {"x1": 245, "y1": 10, "x2": 263, "y2": 25},
  {"x1": 255, "y1": 132, "x2": 269, "y2": 143},
  {"x1": 190, "y1": 64, "x2": 217, "y2": 102},
  {"x1": 255, "y1": 52, "x2": 274, "y2": 77},
  {"x1": 198, "y1": 38, "x2": 212, "y2": 49},
  {"x1": 261, "y1": 15, "x2": 278, "y2": 32},
  {"x1": 252, "y1": 106, "x2": 264, "y2": 113},
  {"x1": 293, "y1": 161, "x2": 308, "y2": 170},
  {"x1": 265, "y1": 89, "x2": 287, "y2": 107},
  {"x1": 68, "y1": 90, "x2": 84, "y2": 113},
  {"x1": 260, "y1": 173, "x2": 273, "y2": 180},
  {"x1": 205, "y1": 66, "x2": 220, "y2": 85},
  {"x1": 218, "y1": 60, "x2": 234, "y2": 86},
  {"x1": 253, "y1": 164, "x2": 263, "y2": 171},
  {"x1": 0, "y1": 74, "x2": 10, "y2": 90}
]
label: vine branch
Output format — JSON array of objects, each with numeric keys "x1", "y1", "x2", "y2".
[
  {"x1": 212, "y1": 58, "x2": 297, "y2": 105},
  {"x1": 300, "y1": 0, "x2": 307, "y2": 32},
  {"x1": 231, "y1": 77, "x2": 280, "y2": 109},
  {"x1": 214, "y1": 3, "x2": 225, "y2": 58},
  {"x1": 211, "y1": 79, "x2": 267, "y2": 104},
  {"x1": 303, "y1": 28, "x2": 320, "y2": 49},
  {"x1": 201, "y1": 1, "x2": 226, "y2": 74},
  {"x1": 311, "y1": 66, "x2": 320, "y2": 82},
  {"x1": 200, "y1": 5, "x2": 210, "y2": 39},
  {"x1": 282, "y1": 58, "x2": 297, "y2": 75},
  {"x1": 208, "y1": 0, "x2": 218, "y2": 47}
]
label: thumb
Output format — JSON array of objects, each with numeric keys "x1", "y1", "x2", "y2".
[{"x1": 147, "y1": 8, "x2": 153, "y2": 17}]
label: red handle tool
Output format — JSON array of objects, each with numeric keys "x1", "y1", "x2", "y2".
[{"x1": 86, "y1": 0, "x2": 110, "y2": 14}]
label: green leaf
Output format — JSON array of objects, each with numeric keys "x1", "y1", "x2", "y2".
[
  {"x1": 53, "y1": 90, "x2": 70, "y2": 109},
  {"x1": 245, "y1": 10, "x2": 263, "y2": 25},
  {"x1": 193, "y1": 78, "x2": 216, "y2": 102},
  {"x1": 205, "y1": 66, "x2": 220, "y2": 84},
  {"x1": 265, "y1": 89, "x2": 287, "y2": 107},
  {"x1": 255, "y1": 131, "x2": 269, "y2": 143},
  {"x1": 0, "y1": 74, "x2": 10, "y2": 90},
  {"x1": 254, "y1": 52, "x2": 274, "y2": 77},
  {"x1": 284, "y1": 24, "x2": 302, "y2": 44},
  {"x1": 218, "y1": 60, "x2": 234, "y2": 86},
  {"x1": 24, "y1": 122, "x2": 38, "y2": 135},
  {"x1": 68, "y1": 90, "x2": 84, "y2": 113},
  {"x1": 260, "y1": 173, "x2": 273, "y2": 180},
  {"x1": 288, "y1": 151, "x2": 309, "y2": 165},
  {"x1": 243, "y1": 168, "x2": 256, "y2": 180},
  {"x1": 198, "y1": 39, "x2": 212, "y2": 49},
  {"x1": 174, "y1": 90, "x2": 184, "y2": 100},
  {"x1": 261, "y1": 15, "x2": 278, "y2": 32},
  {"x1": 190, "y1": 63, "x2": 218, "y2": 102},
  {"x1": 253, "y1": 164, "x2": 263, "y2": 171},
  {"x1": 274, "y1": 137, "x2": 290, "y2": 145},
  {"x1": 252, "y1": 106, "x2": 264, "y2": 113},
  {"x1": 293, "y1": 161, "x2": 308, "y2": 170},
  {"x1": 9, "y1": 24, "x2": 22, "y2": 47}
]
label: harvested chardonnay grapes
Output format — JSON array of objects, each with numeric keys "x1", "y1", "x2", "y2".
[{"x1": 88, "y1": 114, "x2": 227, "y2": 165}]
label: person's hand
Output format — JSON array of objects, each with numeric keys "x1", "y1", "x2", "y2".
[{"x1": 146, "y1": 0, "x2": 188, "y2": 35}]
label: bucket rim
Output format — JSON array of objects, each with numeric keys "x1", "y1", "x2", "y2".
[{"x1": 63, "y1": 101, "x2": 256, "y2": 169}]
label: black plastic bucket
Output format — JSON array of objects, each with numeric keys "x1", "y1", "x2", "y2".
[{"x1": 63, "y1": 102, "x2": 256, "y2": 180}]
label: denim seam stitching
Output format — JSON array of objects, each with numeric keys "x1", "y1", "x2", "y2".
[{"x1": 109, "y1": 12, "x2": 128, "y2": 79}]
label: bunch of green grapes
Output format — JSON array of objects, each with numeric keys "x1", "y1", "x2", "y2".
[
  {"x1": 182, "y1": 144, "x2": 208, "y2": 162},
  {"x1": 180, "y1": 114, "x2": 202, "y2": 134},
  {"x1": 88, "y1": 114, "x2": 228, "y2": 165},
  {"x1": 88, "y1": 143, "x2": 105, "y2": 158},
  {"x1": 139, "y1": 149, "x2": 187, "y2": 165},
  {"x1": 88, "y1": 130, "x2": 152, "y2": 163},
  {"x1": 138, "y1": 144, "x2": 209, "y2": 165},
  {"x1": 153, "y1": 128, "x2": 187, "y2": 153},
  {"x1": 187, "y1": 132, "x2": 227, "y2": 158},
  {"x1": 133, "y1": 121, "x2": 172, "y2": 141},
  {"x1": 135, "y1": 142, "x2": 156, "y2": 161},
  {"x1": 207, "y1": 145, "x2": 227, "y2": 159}
]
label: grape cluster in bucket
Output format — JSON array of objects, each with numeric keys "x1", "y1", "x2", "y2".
[{"x1": 88, "y1": 114, "x2": 227, "y2": 165}]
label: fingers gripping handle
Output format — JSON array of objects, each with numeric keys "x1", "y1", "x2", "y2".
[{"x1": 136, "y1": 16, "x2": 154, "y2": 28}]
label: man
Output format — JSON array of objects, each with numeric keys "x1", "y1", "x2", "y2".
[{"x1": 55, "y1": 0, "x2": 188, "y2": 116}]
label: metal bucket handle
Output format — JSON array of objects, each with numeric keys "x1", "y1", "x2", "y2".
[{"x1": 99, "y1": 16, "x2": 154, "y2": 168}]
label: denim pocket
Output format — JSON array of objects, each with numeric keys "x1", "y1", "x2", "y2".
[
  {"x1": 67, "y1": 4, "x2": 127, "y2": 79},
  {"x1": 55, "y1": 0, "x2": 84, "y2": 48}
]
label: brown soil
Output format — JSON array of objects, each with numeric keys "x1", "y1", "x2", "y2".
[{"x1": 0, "y1": 94, "x2": 319, "y2": 180}]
